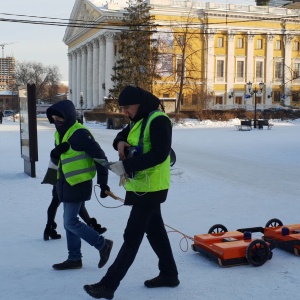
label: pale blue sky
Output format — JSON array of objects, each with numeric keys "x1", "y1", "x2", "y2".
[
  {"x1": 1, "y1": 0, "x2": 75, "y2": 82},
  {"x1": 0, "y1": 0, "x2": 256, "y2": 83}
]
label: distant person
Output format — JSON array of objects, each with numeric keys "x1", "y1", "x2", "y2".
[
  {"x1": 0, "y1": 110, "x2": 4, "y2": 124},
  {"x1": 84, "y1": 86, "x2": 179, "y2": 299},
  {"x1": 46, "y1": 100, "x2": 113, "y2": 270}
]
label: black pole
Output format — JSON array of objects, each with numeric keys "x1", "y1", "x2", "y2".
[
  {"x1": 80, "y1": 94, "x2": 83, "y2": 124},
  {"x1": 254, "y1": 90, "x2": 257, "y2": 129}
]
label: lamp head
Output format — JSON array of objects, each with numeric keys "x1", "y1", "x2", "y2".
[
  {"x1": 259, "y1": 82, "x2": 264, "y2": 91},
  {"x1": 247, "y1": 81, "x2": 252, "y2": 92}
]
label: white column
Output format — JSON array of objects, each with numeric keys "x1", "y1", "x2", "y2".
[
  {"x1": 72, "y1": 51, "x2": 77, "y2": 108},
  {"x1": 92, "y1": 39, "x2": 99, "y2": 108},
  {"x1": 266, "y1": 34, "x2": 274, "y2": 106},
  {"x1": 86, "y1": 42, "x2": 93, "y2": 109},
  {"x1": 226, "y1": 31, "x2": 235, "y2": 106},
  {"x1": 283, "y1": 35, "x2": 293, "y2": 106},
  {"x1": 246, "y1": 33, "x2": 254, "y2": 108},
  {"x1": 98, "y1": 36, "x2": 106, "y2": 106},
  {"x1": 205, "y1": 31, "x2": 215, "y2": 94},
  {"x1": 76, "y1": 48, "x2": 82, "y2": 109},
  {"x1": 68, "y1": 53, "x2": 73, "y2": 101},
  {"x1": 246, "y1": 33, "x2": 254, "y2": 83},
  {"x1": 105, "y1": 32, "x2": 115, "y2": 97},
  {"x1": 81, "y1": 45, "x2": 88, "y2": 109}
]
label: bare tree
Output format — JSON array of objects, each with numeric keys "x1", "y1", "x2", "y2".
[
  {"x1": 155, "y1": 8, "x2": 205, "y2": 113},
  {"x1": 12, "y1": 61, "x2": 61, "y2": 100}
]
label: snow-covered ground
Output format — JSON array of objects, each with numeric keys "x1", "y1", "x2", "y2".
[{"x1": 1, "y1": 116, "x2": 300, "y2": 300}]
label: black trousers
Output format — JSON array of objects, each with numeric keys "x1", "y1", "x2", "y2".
[
  {"x1": 47, "y1": 186, "x2": 91, "y2": 225},
  {"x1": 100, "y1": 203, "x2": 178, "y2": 290}
]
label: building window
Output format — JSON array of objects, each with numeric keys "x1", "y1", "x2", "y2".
[
  {"x1": 256, "y1": 96, "x2": 262, "y2": 104},
  {"x1": 163, "y1": 93, "x2": 170, "y2": 98},
  {"x1": 180, "y1": 94, "x2": 184, "y2": 105},
  {"x1": 235, "y1": 97, "x2": 242, "y2": 105},
  {"x1": 217, "y1": 37, "x2": 223, "y2": 48},
  {"x1": 236, "y1": 61, "x2": 244, "y2": 81},
  {"x1": 192, "y1": 94, "x2": 198, "y2": 105},
  {"x1": 255, "y1": 61, "x2": 263, "y2": 80},
  {"x1": 293, "y1": 63, "x2": 300, "y2": 79},
  {"x1": 275, "y1": 40, "x2": 281, "y2": 50},
  {"x1": 176, "y1": 57, "x2": 183, "y2": 80},
  {"x1": 215, "y1": 96, "x2": 223, "y2": 105},
  {"x1": 257, "y1": 39, "x2": 262, "y2": 49},
  {"x1": 216, "y1": 59, "x2": 225, "y2": 81},
  {"x1": 294, "y1": 41, "x2": 299, "y2": 51},
  {"x1": 292, "y1": 93, "x2": 300, "y2": 102},
  {"x1": 177, "y1": 35, "x2": 184, "y2": 45},
  {"x1": 274, "y1": 91, "x2": 281, "y2": 102},
  {"x1": 275, "y1": 62, "x2": 283, "y2": 79},
  {"x1": 237, "y1": 38, "x2": 243, "y2": 48}
]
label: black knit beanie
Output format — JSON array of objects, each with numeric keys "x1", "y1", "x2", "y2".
[{"x1": 118, "y1": 86, "x2": 142, "y2": 106}]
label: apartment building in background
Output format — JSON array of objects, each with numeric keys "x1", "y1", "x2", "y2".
[{"x1": 0, "y1": 56, "x2": 16, "y2": 91}]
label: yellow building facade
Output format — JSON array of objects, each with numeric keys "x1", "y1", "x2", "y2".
[{"x1": 64, "y1": 0, "x2": 300, "y2": 111}]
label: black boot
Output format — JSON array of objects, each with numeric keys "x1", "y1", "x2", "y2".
[
  {"x1": 43, "y1": 222, "x2": 61, "y2": 240},
  {"x1": 53, "y1": 259, "x2": 82, "y2": 270},
  {"x1": 83, "y1": 282, "x2": 114, "y2": 299},
  {"x1": 144, "y1": 274, "x2": 180, "y2": 288},
  {"x1": 98, "y1": 239, "x2": 113, "y2": 268},
  {"x1": 88, "y1": 218, "x2": 107, "y2": 235}
]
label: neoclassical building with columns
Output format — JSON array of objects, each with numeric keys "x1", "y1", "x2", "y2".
[{"x1": 64, "y1": 0, "x2": 300, "y2": 111}]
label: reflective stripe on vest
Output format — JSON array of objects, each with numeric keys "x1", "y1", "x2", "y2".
[
  {"x1": 125, "y1": 111, "x2": 170, "y2": 192},
  {"x1": 55, "y1": 122, "x2": 96, "y2": 186}
]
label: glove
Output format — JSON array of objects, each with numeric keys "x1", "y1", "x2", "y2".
[
  {"x1": 50, "y1": 142, "x2": 70, "y2": 159},
  {"x1": 119, "y1": 174, "x2": 129, "y2": 187},
  {"x1": 100, "y1": 184, "x2": 110, "y2": 198},
  {"x1": 109, "y1": 161, "x2": 126, "y2": 176}
]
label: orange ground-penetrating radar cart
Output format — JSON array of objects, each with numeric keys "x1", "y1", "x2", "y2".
[{"x1": 191, "y1": 218, "x2": 300, "y2": 267}]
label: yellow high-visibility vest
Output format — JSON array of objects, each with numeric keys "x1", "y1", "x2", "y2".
[
  {"x1": 55, "y1": 122, "x2": 96, "y2": 186},
  {"x1": 125, "y1": 111, "x2": 170, "y2": 192}
]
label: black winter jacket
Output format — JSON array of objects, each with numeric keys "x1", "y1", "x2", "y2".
[
  {"x1": 113, "y1": 89, "x2": 172, "y2": 206},
  {"x1": 47, "y1": 100, "x2": 108, "y2": 203}
]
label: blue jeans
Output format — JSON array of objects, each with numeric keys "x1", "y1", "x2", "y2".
[{"x1": 63, "y1": 202, "x2": 105, "y2": 261}]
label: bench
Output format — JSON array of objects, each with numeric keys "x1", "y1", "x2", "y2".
[
  {"x1": 235, "y1": 120, "x2": 252, "y2": 131},
  {"x1": 236, "y1": 120, "x2": 274, "y2": 130},
  {"x1": 262, "y1": 120, "x2": 274, "y2": 130},
  {"x1": 106, "y1": 117, "x2": 125, "y2": 129},
  {"x1": 257, "y1": 119, "x2": 274, "y2": 130}
]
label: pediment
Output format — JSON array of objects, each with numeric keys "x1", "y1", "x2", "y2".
[{"x1": 63, "y1": 0, "x2": 103, "y2": 45}]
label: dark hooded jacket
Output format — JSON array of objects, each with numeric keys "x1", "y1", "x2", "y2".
[
  {"x1": 113, "y1": 87, "x2": 172, "y2": 206},
  {"x1": 46, "y1": 100, "x2": 108, "y2": 203}
]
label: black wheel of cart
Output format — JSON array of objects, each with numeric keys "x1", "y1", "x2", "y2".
[
  {"x1": 170, "y1": 148, "x2": 176, "y2": 167},
  {"x1": 246, "y1": 239, "x2": 270, "y2": 267},
  {"x1": 265, "y1": 218, "x2": 283, "y2": 228},
  {"x1": 208, "y1": 224, "x2": 228, "y2": 234}
]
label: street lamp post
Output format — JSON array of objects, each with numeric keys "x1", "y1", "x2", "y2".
[
  {"x1": 80, "y1": 92, "x2": 84, "y2": 124},
  {"x1": 247, "y1": 81, "x2": 264, "y2": 128}
]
